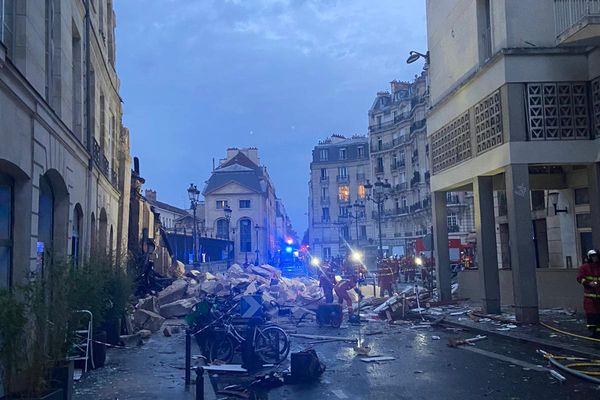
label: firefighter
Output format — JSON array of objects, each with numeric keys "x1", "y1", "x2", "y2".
[
  {"x1": 318, "y1": 263, "x2": 336, "y2": 304},
  {"x1": 377, "y1": 260, "x2": 394, "y2": 297},
  {"x1": 577, "y1": 249, "x2": 600, "y2": 337},
  {"x1": 334, "y1": 256, "x2": 366, "y2": 320}
]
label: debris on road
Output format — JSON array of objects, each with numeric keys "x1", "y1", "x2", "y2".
[
  {"x1": 447, "y1": 335, "x2": 487, "y2": 348},
  {"x1": 359, "y1": 356, "x2": 396, "y2": 363}
]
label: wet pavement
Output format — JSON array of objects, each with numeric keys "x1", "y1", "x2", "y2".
[{"x1": 74, "y1": 315, "x2": 600, "y2": 400}]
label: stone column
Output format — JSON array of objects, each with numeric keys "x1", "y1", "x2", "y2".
[
  {"x1": 432, "y1": 190, "x2": 451, "y2": 301},
  {"x1": 505, "y1": 164, "x2": 538, "y2": 323},
  {"x1": 587, "y1": 163, "x2": 600, "y2": 249},
  {"x1": 473, "y1": 176, "x2": 501, "y2": 314}
]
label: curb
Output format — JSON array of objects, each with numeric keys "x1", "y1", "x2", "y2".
[{"x1": 441, "y1": 319, "x2": 600, "y2": 360}]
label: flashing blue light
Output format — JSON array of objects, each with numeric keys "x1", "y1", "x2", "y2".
[{"x1": 285, "y1": 246, "x2": 293, "y2": 253}]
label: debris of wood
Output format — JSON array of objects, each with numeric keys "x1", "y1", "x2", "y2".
[
  {"x1": 359, "y1": 356, "x2": 395, "y2": 363},
  {"x1": 447, "y1": 335, "x2": 487, "y2": 348}
]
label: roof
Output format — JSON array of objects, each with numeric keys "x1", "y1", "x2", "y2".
[
  {"x1": 203, "y1": 169, "x2": 264, "y2": 195},
  {"x1": 219, "y1": 151, "x2": 260, "y2": 171},
  {"x1": 148, "y1": 199, "x2": 189, "y2": 216}
]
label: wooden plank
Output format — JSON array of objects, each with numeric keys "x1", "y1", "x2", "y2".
[
  {"x1": 359, "y1": 356, "x2": 396, "y2": 363},
  {"x1": 203, "y1": 364, "x2": 247, "y2": 372}
]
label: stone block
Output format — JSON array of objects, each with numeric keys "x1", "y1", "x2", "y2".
[
  {"x1": 157, "y1": 279, "x2": 188, "y2": 306},
  {"x1": 133, "y1": 309, "x2": 165, "y2": 333},
  {"x1": 159, "y1": 298, "x2": 197, "y2": 319}
]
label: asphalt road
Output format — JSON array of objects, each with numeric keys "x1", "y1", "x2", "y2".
[{"x1": 74, "y1": 318, "x2": 600, "y2": 400}]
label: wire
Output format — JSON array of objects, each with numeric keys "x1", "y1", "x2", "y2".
[{"x1": 540, "y1": 321, "x2": 600, "y2": 343}]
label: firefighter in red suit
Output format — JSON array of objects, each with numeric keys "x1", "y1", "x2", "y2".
[
  {"x1": 334, "y1": 258, "x2": 366, "y2": 319},
  {"x1": 577, "y1": 249, "x2": 600, "y2": 337}
]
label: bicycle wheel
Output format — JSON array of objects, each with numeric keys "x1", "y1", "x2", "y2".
[
  {"x1": 209, "y1": 335, "x2": 235, "y2": 364},
  {"x1": 254, "y1": 326, "x2": 290, "y2": 364}
]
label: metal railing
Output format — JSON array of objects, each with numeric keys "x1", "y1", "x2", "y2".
[
  {"x1": 336, "y1": 175, "x2": 349, "y2": 183},
  {"x1": 555, "y1": 0, "x2": 600, "y2": 37}
]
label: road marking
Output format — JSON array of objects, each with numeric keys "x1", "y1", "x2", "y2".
[
  {"x1": 332, "y1": 389, "x2": 348, "y2": 399},
  {"x1": 460, "y1": 346, "x2": 548, "y2": 372}
]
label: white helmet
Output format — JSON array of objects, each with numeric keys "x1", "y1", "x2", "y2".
[{"x1": 587, "y1": 249, "x2": 598, "y2": 257}]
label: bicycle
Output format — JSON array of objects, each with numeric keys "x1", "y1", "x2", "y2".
[{"x1": 208, "y1": 312, "x2": 290, "y2": 365}]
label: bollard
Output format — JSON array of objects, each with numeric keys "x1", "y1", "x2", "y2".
[
  {"x1": 185, "y1": 330, "x2": 191, "y2": 386},
  {"x1": 195, "y1": 366, "x2": 204, "y2": 400}
]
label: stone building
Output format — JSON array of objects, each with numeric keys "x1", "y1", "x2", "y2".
[
  {"x1": 425, "y1": 0, "x2": 600, "y2": 322},
  {"x1": 367, "y1": 73, "x2": 474, "y2": 257},
  {"x1": 308, "y1": 135, "x2": 370, "y2": 260},
  {"x1": 144, "y1": 189, "x2": 190, "y2": 233},
  {"x1": 0, "y1": 0, "x2": 131, "y2": 290},
  {"x1": 203, "y1": 148, "x2": 284, "y2": 265}
]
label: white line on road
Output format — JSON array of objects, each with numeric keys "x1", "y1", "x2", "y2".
[
  {"x1": 460, "y1": 346, "x2": 549, "y2": 372},
  {"x1": 332, "y1": 389, "x2": 349, "y2": 399}
]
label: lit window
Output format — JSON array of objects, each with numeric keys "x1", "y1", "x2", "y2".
[
  {"x1": 358, "y1": 184, "x2": 366, "y2": 199},
  {"x1": 338, "y1": 185, "x2": 350, "y2": 202},
  {"x1": 239, "y1": 200, "x2": 251, "y2": 209}
]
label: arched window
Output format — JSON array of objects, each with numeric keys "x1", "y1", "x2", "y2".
[
  {"x1": 72, "y1": 204, "x2": 83, "y2": 267},
  {"x1": 99, "y1": 209, "x2": 108, "y2": 254},
  {"x1": 90, "y1": 212, "x2": 96, "y2": 251},
  {"x1": 109, "y1": 225, "x2": 114, "y2": 259},
  {"x1": 239, "y1": 219, "x2": 252, "y2": 252},
  {"x1": 0, "y1": 172, "x2": 13, "y2": 288},
  {"x1": 216, "y1": 219, "x2": 228, "y2": 239}
]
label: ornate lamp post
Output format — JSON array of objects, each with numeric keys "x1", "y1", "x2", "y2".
[
  {"x1": 346, "y1": 200, "x2": 366, "y2": 246},
  {"x1": 224, "y1": 204, "x2": 232, "y2": 267},
  {"x1": 187, "y1": 183, "x2": 200, "y2": 265},
  {"x1": 364, "y1": 178, "x2": 391, "y2": 259},
  {"x1": 254, "y1": 224, "x2": 260, "y2": 266}
]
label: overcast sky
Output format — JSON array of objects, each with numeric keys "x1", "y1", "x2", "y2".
[{"x1": 114, "y1": 0, "x2": 427, "y2": 235}]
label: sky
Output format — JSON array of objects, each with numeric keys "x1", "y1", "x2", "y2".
[{"x1": 113, "y1": 0, "x2": 427, "y2": 235}]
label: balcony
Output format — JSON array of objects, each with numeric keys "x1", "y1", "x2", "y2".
[
  {"x1": 375, "y1": 166, "x2": 384, "y2": 175},
  {"x1": 555, "y1": 0, "x2": 600, "y2": 45},
  {"x1": 320, "y1": 197, "x2": 330, "y2": 205},
  {"x1": 320, "y1": 175, "x2": 329, "y2": 183},
  {"x1": 336, "y1": 175, "x2": 349, "y2": 183}
]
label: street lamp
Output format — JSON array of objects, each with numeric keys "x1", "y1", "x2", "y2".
[
  {"x1": 364, "y1": 177, "x2": 392, "y2": 259},
  {"x1": 346, "y1": 200, "x2": 366, "y2": 246},
  {"x1": 224, "y1": 204, "x2": 232, "y2": 266},
  {"x1": 406, "y1": 50, "x2": 429, "y2": 65},
  {"x1": 187, "y1": 183, "x2": 200, "y2": 265},
  {"x1": 254, "y1": 224, "x2": 260, "y2": 266}
]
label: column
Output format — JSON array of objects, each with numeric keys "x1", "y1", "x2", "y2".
[
  {"x1": 432, "y1": 190, "x2": 451, "y2": 301},
  {"x1": 473, "y1": 176, "x2": 501, "y2": 314},
  {"x1": 505, "y1": 164, "x2": 538, "y2": 323},
  {"x1": 587, "y1": 163, "x2": 600, "y2": 249}
]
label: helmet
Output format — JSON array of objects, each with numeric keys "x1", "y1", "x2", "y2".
[{"x1": 588, "y1": 249, "x2": 598, "y2": 257}]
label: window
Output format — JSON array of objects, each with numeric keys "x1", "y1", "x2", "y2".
[
  {"x1": 323, "y1": 247, "x2": 331, "y2": 260},
  {"x1": 377, "y1": 138, "x2": 383, "y2": 150},
  {"x1": 477, "y1": 0, "x2": 492, "y2": 62},
  {"x1": 239, "y1": 200, "x2": 251, "y2": 209},
  {"x1": 357, "y1": 146, "x2": 364, "y2": 158},
  {"x1": 38, "y1": 174, "x2": 54, "y2": 273},
  {"x1": 321, "y1": 187, "x2": 328, "y2": 199},
  {"x1": 72, "y1": 205, "x2": 83, "y2": 268},
  {"x1": 531, "y1": 191, "x2": 545, "y2": 211},
  {"x1": 1, "y1": 0, "x2": 15, "y2": 57},
  {"x1": 216, "y1": 219, "x2": 228, "y2": 239},
  {"x1": 338, "y1": 167, "x2": 347, "y2": 178},
  {"x1": 338, "y1": 185, "x2": 350, "y2": 202},
  {"x1": 575, "y1": 188, "x2": 590, "y2": 205},
  {"x1": 0, "y1": 173, "x2": 13, "y2": 288},
  {"x1": 402, "y1": 196, "x2": 407, "y2": 208},
  {"x1": 320, "y1": 168, "x2": 327, "y2": 179},
  {"x1": 322, "y1": 207, "x2": 330, "y2": 222},
  {"x1": 72, "y1": 25, "x2": 83, "y2": 140},
  {"x1": 577, "y1": 213, "x2": 591, "y2": 229},
  {"x1": 319, "y1": 149, "x2": 329, "y2": 161},
  {"x1": 376, "y1": 115, "x2": 382, "y2": 128},
  {"x1": 239, "y1": 219, "x2": 252, "y2": 252},
  {"x1": 339, "y1": 206, "x2": 349, "y2": 217},
  {"x1": 339, "y1": 148, "x2": 347, "y2": 160},
  {"x1": 376, "y1": 157, "x2": 384, "y2": 173},
  {"x1": 341, "y1": 226, "x2": 350, "y2": 240},
  {"x1": 360, "y1": 225, "x2": 367, "y2": 239},
  {"x1": 216, "y1": 200, "x2": 228, "y2": 209},
  {"x1": 358, "y1": 184, "x2": 366, "y2": 199},
  {"x1": 447, "y1": 212, "x2": 458, "y2": 228}
]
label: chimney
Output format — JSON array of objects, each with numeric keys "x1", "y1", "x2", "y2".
[{"x1": 145, "y1": 189, "x2": 157, "y2": 202}]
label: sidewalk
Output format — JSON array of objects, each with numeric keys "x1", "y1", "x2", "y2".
[{"x1": 437, "y1": 305, "x2": 600, "y2": 359}]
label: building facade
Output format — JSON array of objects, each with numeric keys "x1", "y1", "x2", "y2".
[
  {"x1": 425, "y1": 0, "x2": 600, "y2": 322},
  {"x1": 368, "y1": 73, "x2": 475, "y2": 257},
  {"x1": 144, "y1": 189, "x2": 190, "y2": 233},
  {"x1": 308, "y1": 135, "x2": 370, "y2": 260},
  {"x1": 203, "y1": 148, "x2": 283, "y2": 265},
  {"x1": 0, "y1": 0, "x2": 131, "y2": 290}
]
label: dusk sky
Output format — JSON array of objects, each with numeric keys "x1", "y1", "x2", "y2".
[{"x1": 113, "y1": 0, "x2": 427, "y2": 235}]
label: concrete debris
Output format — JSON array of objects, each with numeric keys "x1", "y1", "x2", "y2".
[
  {"x1": 138, "y1": 329, "x2": 152, "y2": 339},
  {"x1": 359, "y1": 356, "x2": 395, "y2": 363},
  {"x1": 159, "y1": 297, "x2": 197, "y2": 319},
  {"x1": 163, "y1": 327, "x2": 172, "y2": 337},
  {"x1": 133, "y1": 309, "x2": 165, "y2": 333},
  {"x1": 157, "y1": 279, "x2": 188, "y2": 306},
  {"x1": 137, "y1": 296, "x2": 160, "y2": 314},
  {"x1": 119, "y1": 333, "x2": 144, "y2": 347}
]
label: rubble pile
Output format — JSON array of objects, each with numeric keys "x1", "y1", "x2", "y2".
[{"x1": 128, "y1": 263, "x2": 322, "y2": 335}]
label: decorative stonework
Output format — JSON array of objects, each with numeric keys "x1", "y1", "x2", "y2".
[
  {"x1": 527, "y1": 82, "x2": 590, "y2": 140},
  {"x1": 474, "y1": 90, "x2": 503, "y2": 155},
  {"x1": 592, "y1": 76, "x2": 600, "y2": 138},
  {"x1": 431, "y1": 111, "x2": 471, "y2": 174}
]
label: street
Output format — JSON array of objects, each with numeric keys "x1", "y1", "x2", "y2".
[{"x1": 74, "y1": 317, "x2": 598, "y2": 400}]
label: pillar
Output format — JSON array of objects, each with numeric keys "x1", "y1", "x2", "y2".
[
  {"x1": 473, "y1": 176, "x2": 501, "y2": 314},
  {"x1": 432, "y1": 190, "x2": 451, "y2": 301},
  {"x1": 505, "y1": 164, "x2": 538, "y2": 323},
  {"x1": 587, "y1": 163, "x2": 600, "y2": 249}
]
